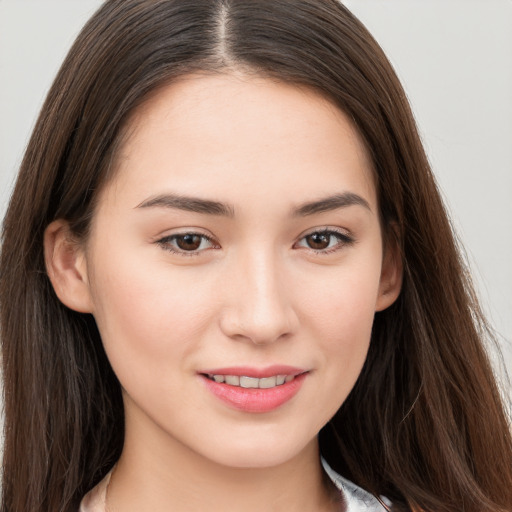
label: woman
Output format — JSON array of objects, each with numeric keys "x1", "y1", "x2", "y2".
[{"x1": 1, "y1": 1, "x2": 511, "y2": 511}]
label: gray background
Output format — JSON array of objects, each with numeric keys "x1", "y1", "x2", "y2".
[{"x1": 1, "y1": 0, "x2": 511, "y2": 405}]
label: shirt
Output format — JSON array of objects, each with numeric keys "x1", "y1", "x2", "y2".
[{"x1": 79, "y1": 458, "x2": 390, "y2": 511}]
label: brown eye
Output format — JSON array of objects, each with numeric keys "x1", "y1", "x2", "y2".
[
  {"x1": 295, "y1": 229, "x2": 354, "y2": 254},
  {"x1": 157, "y1": 233, "x2": 216, "y2": 255},
  {"x1": 175, "y1": 234, "x2": 202, "y2": 251},
  {"x1": 305, "y1": 232, "x2": 331, "y2": 250}
]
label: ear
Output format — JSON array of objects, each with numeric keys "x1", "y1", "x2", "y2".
[
  {"x1": 375, "y1": 234, "x2": 403, "y2": 312},
  {"x1": 44, "y1": 220, "x2": 93, "y2": 313}
]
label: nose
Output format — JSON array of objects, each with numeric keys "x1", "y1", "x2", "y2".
[{"x1": 218, "y1": 251, "x2": 298, "y2": 345}]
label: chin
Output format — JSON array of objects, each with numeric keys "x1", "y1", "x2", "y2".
[{"x1": 196, "y1": 429, "x2": 318, "y2": 469}]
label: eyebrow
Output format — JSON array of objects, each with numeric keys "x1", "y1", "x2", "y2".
[
  {"x1": 136, "y1": 193, "x2": 235, "y2": 217},
  {"x1": 293, "y1": 192, "x2": 371, "y2": 216},
  {"x1": 135, "y1": 191, "x2": 371, "y2": 217}
]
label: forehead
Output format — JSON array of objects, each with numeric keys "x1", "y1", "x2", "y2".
[{"x1": 105, "y1": 72, "x2": 376, "y2": 213}]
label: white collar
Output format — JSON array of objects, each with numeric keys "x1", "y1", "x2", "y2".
[{"x1": 321, "y1": 457, "x2": 391, "y2": 511}]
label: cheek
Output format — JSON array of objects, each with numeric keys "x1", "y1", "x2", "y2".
[
  {"x1": 316, "y1": 295, "x2": 374, "y2": 382},
  {"x1": 301, "y1": 256, "x2": 381, "y2": 335},
  {"x1": 298, "y1": 255, "x2": 382, "y2": 387},
  {"x1": 88, "y1": 251, "x2": 217, "y2": 378}
]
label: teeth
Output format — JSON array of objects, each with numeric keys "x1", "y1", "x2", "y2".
[
  {"x1": 209, "y1": 374, "x2": 296, "y2": 388},
  {"x1": 259, "y1": 376, "x2": 277, "y2": 389},
  {"x1": 240, "y1": 376, "x2": 259, "y2": 388},
  {"x1": 225, "y1": 375, "x2": 240, "y2": 386}
]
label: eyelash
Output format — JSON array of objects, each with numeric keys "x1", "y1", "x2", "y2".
[{"x1": 156, "y1": 228, "x2": 354, "y2": 256}]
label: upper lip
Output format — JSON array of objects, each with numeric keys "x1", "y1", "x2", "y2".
[{"x1": 199, "y1": 365, "x2": 307, "y2": 378}]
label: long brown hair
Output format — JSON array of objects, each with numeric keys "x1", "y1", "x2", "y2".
[{"x1": 1, "y1": 1, "x2": 511, "y2": 511}]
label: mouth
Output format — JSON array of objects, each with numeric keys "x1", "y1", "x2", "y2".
[{"x1": 199, "y1": 366, "x2": 308, "y2": 413}]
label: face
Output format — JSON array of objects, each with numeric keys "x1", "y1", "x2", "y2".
[{"x1": 58, "y1": 73, "x2": 400, "y2": 469}]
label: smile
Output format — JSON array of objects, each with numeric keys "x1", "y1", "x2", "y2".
[
  {"x1": 205, "y1": 374, "x2": 295, "y2": 388},
  {"x1": 200, "y1": 367, "x2": 308, "y2": 413}
]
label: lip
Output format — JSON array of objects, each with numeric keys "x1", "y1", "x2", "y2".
[{"x1": 199, "y1": 366, "x2": 308, "y2": 413}]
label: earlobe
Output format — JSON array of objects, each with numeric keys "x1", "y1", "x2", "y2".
[
  {"x1": 44, "y1": 220, "x2": 93, "y2": 313},
  {"x1": 375, "y1": 237, "x2": 403, "y2": 312}
]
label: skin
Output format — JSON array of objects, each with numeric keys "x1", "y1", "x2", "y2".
[{"x1": 45, "y1": 73, "x2": 401, "y2": 511}]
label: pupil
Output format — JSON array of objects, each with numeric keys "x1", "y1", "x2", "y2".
[
  {"x1": 177, "y1": 234, "x2": 201, "y2": 251},
  {"x1": 307, "y1": 233, "x2": 329, "y2": 249}
]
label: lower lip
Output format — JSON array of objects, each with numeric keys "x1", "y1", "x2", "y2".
[{"x1": 201, "y1": 373, "x2": 307, "y2": 413}]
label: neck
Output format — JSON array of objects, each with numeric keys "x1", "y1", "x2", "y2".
[{"x1": 107, "y1": 409, "x2": 340, "y2": 512}]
